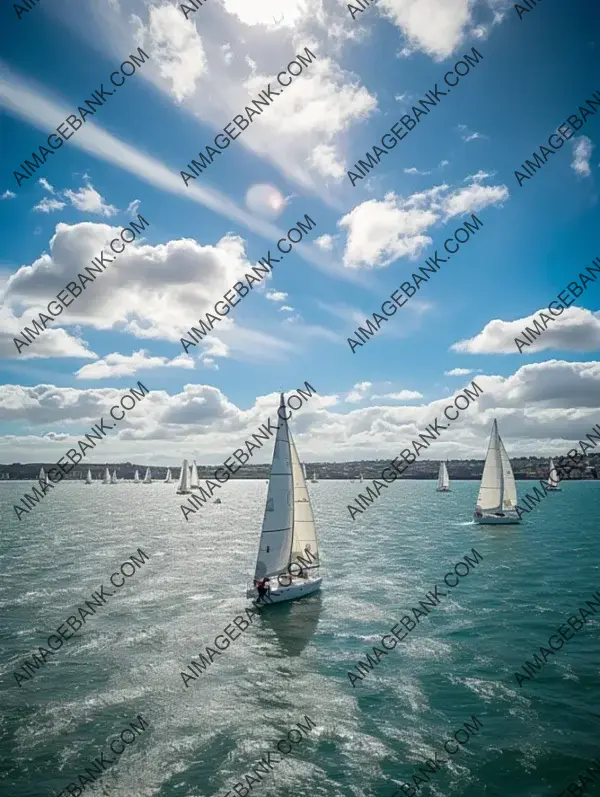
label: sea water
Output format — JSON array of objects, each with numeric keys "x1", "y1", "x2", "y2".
[{"x1": 1, "y1": 479, "x2": 599, "y2": 797}]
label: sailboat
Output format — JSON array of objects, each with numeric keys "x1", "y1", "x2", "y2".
[
  {"x1": 110, "y1": 470, "x2": 118, "y2": 484},
  {"x1": 143, "y1": 467, "x2": 152, "y2": 484},
  {"x1": 190, "y1": 460, "x2": 199, "y2": 490},
  {"x1": 310, "y1": 471, "x2": 318, "y2": 484},
  {"x1": 474, "y1": 419, "x2": 520, "y2": 524},
  {"x1": 133, "y1": 469, "x2": 140, "y2": 483},
  {"x1": 437, "y1": 461, "x2": 450, "y2": 492},
  {"x1": 547, "y1": 457, "x2": 561, "y2": 491},
  {"x1": 39, "y1": 466, "x2": 46, "y2": 481},
  {"x1": 103, "y1": 467, "x2": 110, "y2": 485},
  {"x1": 176, "y1": 459, "x2": 191, "y2": 495},
  {"x1": 164, "y1": 468, "x2": 172, "y2": 484},
  {"x1": 246, "y1": 393, "x2": 322, "y2": 604},
  {"x1": 359, "y1": 472, "x2": 364, "y2": 483},
  {"x1": 85, "y1": 469, "x2": 93, "y2": 485}
]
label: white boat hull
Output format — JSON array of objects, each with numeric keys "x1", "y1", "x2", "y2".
[
  {"x1": 437, "y1": 487, "x2": 450, "y2": 492},
  {"x1": 547, "y1": 486, "x2": 561, "y2": 492},
  {"x1": 474, "y1": 512, "x2": 521, "y2": 525},
  {"x1": 246, "y1": 577, "x2": 322, "y2": 604}
]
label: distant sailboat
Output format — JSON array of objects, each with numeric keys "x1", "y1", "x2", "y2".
[
  {"x1": 143, "y1": 467, "x2": 152, "y2": 484},
  {"x1": 474, "y1": 419, "x2": 520, "y2": 524},
  {"x1": 190, "y1": 460, "x2": 199, "y2": 490},
  {"x1": 437, "y1": 461, "x2": 450, "y2": 492},
  {"x1": 547, "y1": 458, "x2": 561, "y2": 491},
  {"x1": 85, "y1": 469, "x2": 93, "y2": 485},
  {"x1": 103, "y1": 467, "x2": 110, "y2": 485},
  {"x1": 164, "y1": 468, "x2": 172, "y2": 484},
  {"x1": 214, "y1": 498, "x2": 222, "y2": 504},
  {"x1": 110, "y1": 470, "x2": 118, "y2": 484},
  {"x1": 311, "y1": 471, "x2": 318, "y2": 484},
  {"x1": 176, "y1": 459, "x2": 191, "y2": 495},
  {"x1": 359, "y1": 472, "x2": 363, "y2": 483},
  {"x1": 246, "y1": 393, "x2": 322, "y2": 604},
  {"x1": 133, "y1": 469, "x2": 140, "y2": 483},
  {"x1": 39, "y1": 466, "x2": 46, "y2": 481}
]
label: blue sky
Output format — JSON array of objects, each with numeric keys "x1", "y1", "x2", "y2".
[{"x1": 0, "y1": 0, "x2": 599, "y2": 464}]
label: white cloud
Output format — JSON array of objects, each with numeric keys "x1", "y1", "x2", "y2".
[
  {"x1": 458, "y1": 124, "x2": 485, "y2": 142},
  {"x1": 371, "y1": 390, "x2": 423, "y2": 401},
  {"x1": 379, "y1": 0, "x2": 472, "y2": 60},
  {"x1": 571, "y1": 136, "x2": 594, "y2": 178},
  {"x1": 404, "y1": 167, "x2": 432, "y2": 176},
  {"x1": 0, "y1": 304, "x2": 96, "y2": 360},
  {"x1": 75, "y1": 350, "x2": 195, "y2": 379},
  {"x1": 314, "y1": 234, "x2": 335, "y2": 251},
  {"x1": 338, "y1": 179, "x2": 509, "y2": 269},
  {"x1": 464, "y1": 170, "x2": 492, "y2": 183},
  {"x1": 38, "y1": 178, "x2": 55, "y2": 193},
  {"x1": 309, "y1": 143, "x2": 346, "y2": 179},
  {"x1": 451, "y1": 307, "x2": 600, "y2": 355},
  {"x1": 444, "y1": 367, "x2": 473, "y2": 376},
  {"x1": 345, "y1": 381, "x2": 372, "y2": 403},
  {"x1": 1, "y1": 190, "x2": 16, "y2": 200},
  {"x1": 279, "y1": 305, "x2": 295, "y2": 312},
  {"x1": 64, "y1": 183, "x2": 118, "y2": 216},
  {"x1": 33, "y1": 198, "x2": 66, "y2": 213},
  {"x1": 265, "y1": 290, "x2": 288, "y2": 302},
  {"x1": 127, "y1": 199, "x2": 141, "y2": 216},
  {"x1": 5, "y1": 359, "x2": 600, "y2": 461}
]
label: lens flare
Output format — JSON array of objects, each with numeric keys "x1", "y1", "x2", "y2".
[{"x1": 245, "y1": 184, "x2": 286, "y2": 219}]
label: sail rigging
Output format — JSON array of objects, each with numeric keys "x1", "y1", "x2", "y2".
[
  {"x1": 437, "y1": 461, "x2": 450, "y2": 491},
  {"x1": 177, "y1": 459, "x2": 191, "y2": 494},
  {"x1": 476, "y1": 420, "x2": 518, "y2": 511},
  {"x1": 548, "y1": 458, "x2": 560, "y2": 489}
]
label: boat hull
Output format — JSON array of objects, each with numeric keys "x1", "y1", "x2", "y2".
[
  {"x1": 246, "y1": 578, "x2": 322, "y2": 604},
  {"x1": 474, "y1": 513, "x2": 521, "y2": 525},
  {"x1": 437, "y1": 488, "x2": 450, "y2": 492}
]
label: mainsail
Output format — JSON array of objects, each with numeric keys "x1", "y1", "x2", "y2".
[
  {"x1": 177, "y1": 459, "x2": 191, "y2": 494},
  {"x1": 190, "y1": 461, "x2": 199, "y2": 489},
  {"x1": 254, "y1": 394, "x2": 294, "y2": 581},
  {"x1": 165, "y1": 468, "x2": 172, "y2": 483},
  {"x1": 437, "y1": 461, "x2": 450, "y2": 490},
  {"x1": 548, "y1": 457, "x2": 560, "y2": 489},
  {"x1": 143, "y1": 467, "x2": 152, "y2": 484},
  {"x1": 39, "y1": 466, "x2": 46, "y2": 481},
  {"x1": 85, "y1": 469, "x2": 92, "y2": 484},
  {"x1": 110, "y1": 470, "x2": 118, "y2": 484},
  {"x1": 103, "y1": 467, "x2": 110, "y2": 484},
  {"x1": 476, "y1": 420, "x2": 517, "y2": 511},
  {"x1": 134, "y1": 469, "x2": 140, "y2": 483}
]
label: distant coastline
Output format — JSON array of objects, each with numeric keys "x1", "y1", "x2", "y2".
[{"x1": 2, "y1": 455, "x2": 599, "y2": 482}]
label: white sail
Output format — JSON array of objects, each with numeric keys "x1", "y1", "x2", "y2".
[
  {"x1": 548, "y1": 458, "x2": 560, "y2": 488},
  {"x1": 143, "y1": 467, "x2": 152, "y2": 484},
  {"x1": 476, "y1": 420, "x2": 517, "y2": 511},
  {"x1": 254, "y1": 394, "x2": 294, "y2": 580},
  {"x1": 85, "y1": 469, "x2": 92, "y2": 484},
  {"x1": 39, "y1": 466, "x2": 46, "y2": 481},
  {"x1": 289, "y1": 433, "x2": 319, "y2": 567},
  {"x1": 359, "y1": 472, "x2": 363, "y2": 483},
  {"x1": 134, "y1": 469, "x2": 140, "y2": 483},
  {"x1": 164, "y1": 468, "x2": 172, "y2": 483},
  {"x1": 177, "y1": 459, "x2": 191, "y2": 494},
  {"x1": 437, "y1": 461, "x2": 450, "y2": 490},
  {"x1": 190, "y1": 460, "x2": 199, "y2": 489},
  {"x1": 110, "y1": 470, "x2": 118, "y2": 484},
  {"x1": 103, "y1": 467, "x2": 110, "y2": 484}
]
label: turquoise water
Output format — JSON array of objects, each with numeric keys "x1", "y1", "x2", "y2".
[{"x1": 2, "y1": 479, "x2": 599, "y2": 797}]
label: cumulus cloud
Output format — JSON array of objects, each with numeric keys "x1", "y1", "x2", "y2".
[
  {"x1": 1, "y1": 190, "x2": 16, "y2": 200},
  {"x1": 444, "y1": 367, "x2": 473, "y2": 376},
  {"x1": 4, "y1": 360, "x2": 600, "y2": 461},
  {"x1": 64, "y1": 183, "x2": 118, "y2": 216},
  {"x1": 338, "y1": 179, "x2": 508, "y2": 268},
  {"x1": 38, "y1": 178, "x2": 55, "y2": 193},
  {"x1": 371, "y1": 390, "x2": 423, "y2": 401},
  {"x1": 0, "y1": 220, "x2": 293, "y2": 365},
  {"x1": 75, "y1": 350, "x2": 195, "y2": 379},
  {"x1": 571, "y1": 136, "x2": 594, "y2": 178},
  {"x1": 314, "y1": 234, "x2": 335, "y2": 251},
  {"x1": 345, "y1": 381, "x2": 372, "y2": 403},
  {"x1": 378, "y1": 0, "x2": 473, "y2": 60},
  {"x1": 33, "y1": 198, "x2": 66, "y2": 213},
  {"x1": 451, "y1": 307, "x2": 600, "y2": 355},
  {"x1": 265, "y1": 290, "x2": 288, "y2": 302}
]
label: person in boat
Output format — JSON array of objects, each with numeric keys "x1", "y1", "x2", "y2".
[
  {"x1": 256, "y1": 577, "x2": 271, "y2": 602},
  {"x1": 474, "y1": 508, "x2": 482, "y2": 518}
]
